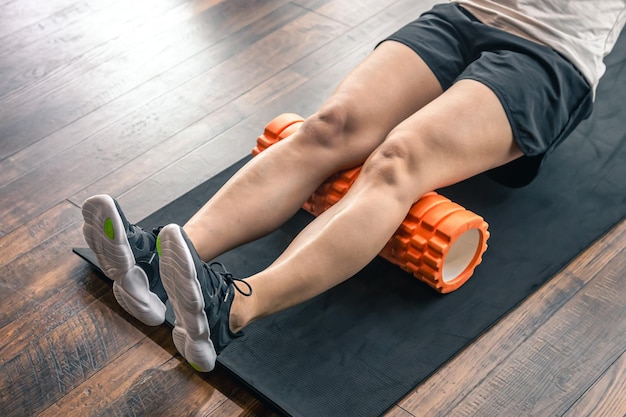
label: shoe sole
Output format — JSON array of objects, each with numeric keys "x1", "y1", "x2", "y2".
[
  {"x1": 158, "y1": 224, "x2": 217, "y2": 372},
  {"x1": 82, "y1": 194, "x2": 166, "y2": 326}
]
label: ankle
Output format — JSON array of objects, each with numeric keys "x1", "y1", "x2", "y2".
[{"x1": 228, "y1": 292, "x2": 252, "y2": 333}]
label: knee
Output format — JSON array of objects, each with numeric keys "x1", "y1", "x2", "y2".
[
  {"x1": 297, "y1": 102, "x2": 351, "y2": 150},
  {"x1": 365, "y1": 144, "x2": 414, "y2": 188},
  {"x1": 361, "y1": 127, "x2": 435, "y2": 192}
]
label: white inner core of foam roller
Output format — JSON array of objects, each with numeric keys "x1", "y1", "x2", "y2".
[{"x1": 442, "y1": 229, "x2": 480, "y2": 283}]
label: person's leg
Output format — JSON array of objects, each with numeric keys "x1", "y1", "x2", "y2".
[
  {"x1": 79, "y1": 41, "x2": 443, "y2": 330},
  {"x1": 158, "y1": 76, "x2": 523, "y2": 372},
  {"x1": 183, "y1": 41, "x2": 443, "y2": 261},
  {"x1": 230, "y1": 78, "x2": 522, "y2": 330},
  {"x1": 157, "y1": 41, "x2": 446, "y2": 371}
]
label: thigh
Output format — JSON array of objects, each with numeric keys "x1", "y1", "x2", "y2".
[
  {"x1": 319, "y1": 40, "x2": 443, "y2": 162},
  {"x1": 375, "y1": 78, "x2": 523, "y2": 199},
  {"x1": 314, "y1": 3, "x2": 476, "y2": 167},
  {"x1": 459, "y1": 47, "x2": 593, "y2": 186}
]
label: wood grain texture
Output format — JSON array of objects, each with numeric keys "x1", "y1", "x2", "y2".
[
  {"x1": 0, "y1": 200, "x2": 82, "y2": 266},
  {"x1": 0, "y1": 0, "x2": 291, "y2": 180},
  {"x1": 0, "y1": 0, "x2": 124, "y2": 57},
  {"x1": 0, "y1": 224, "x2": 86, "y2": 301},
  {"x1": 0, "y1": 0, "x2": 80, "y2": 39},
  {"x1": 37, "y1": 340, "x2": 228, "y2": 417},
  {"x1": 448, "y1": 250, "x2": 626, "y2": 416},
  {"x1": 0, "y1": 0, "x2": 187, "y2": 99},
  {"x1": 0, "y1": 224, "x2": 96, "y2": 332},
  {"x1": 563, "y1": 350, "x2": 626, "y2": 417},
  {"x1": 0, "y1": 295, "x2": 147, "y2": 417},
  {"x1": 393, "y1": 219, "x2": 626, "y2": 417},
  {"x1": 0, "y1": 5, "x2": 346, "y2": 235},
  {"x1": 0, "y1": 278, "x2": 106, "y2": 362}
]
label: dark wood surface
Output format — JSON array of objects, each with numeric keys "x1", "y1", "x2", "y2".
[{"x1": 1, "y1": 1, "x2": 624, "y2": 416}]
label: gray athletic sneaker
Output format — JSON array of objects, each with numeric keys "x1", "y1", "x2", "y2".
[
  {"x1": 157, "y1": 224, "x2": 252, "y2": 372},
  {"x1": 82, "y1": 194, "x2": 167, "y2": 326}
]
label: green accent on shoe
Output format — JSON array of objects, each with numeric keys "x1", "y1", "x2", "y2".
[
  {"x1": 156, "y1": 236, "x2": 162, "y2": 257},
  {"x1": 104, "y1": 218, "x2": 115, "y2": 240},
  {"x1": 190, "y1": 362, "x2": 203, "y2": 372}
]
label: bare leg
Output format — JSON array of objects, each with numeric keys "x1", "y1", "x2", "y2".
[
  {"x1": 183, "y1": 42, "x2": 443, "y2": 261},
  {"x1": 229, "y1": 79, "x2": 523, "y2": 331}
]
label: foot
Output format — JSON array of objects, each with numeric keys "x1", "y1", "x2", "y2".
[
  {"x1": 157, "y1": 224, "x2": 252, "y2": 372},
  {"x1": 82, "y1": 194, "x2": 167, "y2": 326}
]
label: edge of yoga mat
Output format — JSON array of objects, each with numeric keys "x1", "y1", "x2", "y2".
[{"x1": 74, "y1": 30, "x2": 626, "y2": 417}]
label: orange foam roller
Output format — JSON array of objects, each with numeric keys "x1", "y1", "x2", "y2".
[{"x1": 252, "y1": 113, "x2": 490, "y2": 293}]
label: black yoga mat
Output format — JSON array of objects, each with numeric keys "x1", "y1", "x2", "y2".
[{"x1": 76, "y1": 32, "x2": 626, "y2": 417}]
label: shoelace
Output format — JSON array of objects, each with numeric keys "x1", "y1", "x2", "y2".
[{"x1": 208, "y1": 262, "x2": 253, "y2": 301}]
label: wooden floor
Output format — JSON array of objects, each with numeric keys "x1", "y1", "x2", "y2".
[{"x1": 1, "y1": 0, "x2": 624, "y2": 416}]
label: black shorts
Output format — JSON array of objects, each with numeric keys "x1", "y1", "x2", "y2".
[{"x1": 380, "y1": 2, "x2": 594, "y2": 187}]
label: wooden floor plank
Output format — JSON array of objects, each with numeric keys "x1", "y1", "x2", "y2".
[
  {"x1": 0, "y1": 0, "x2": 80, "y2": 39},
  {"x1": 0, "y1": 0, "x2": 292, "y2": 175},
  {"x1": 39, "y1": 305, "x2": 281, "y2": 417},
  {"x1": 394, "y1": 219, "x2": 626, "y2": 416},
  {"x1": 299, "y1": 0, "x2": 416, "y2": 27},
  {"x1": 0, "y1": 0, "x2": 190, "y2": 100},
  {"x1": 0, "y1": 9, "x2": 347, "y2": 235},
  {"x1": 0, "y1": 286, "x2": 35, "y2": 331},
  {"x1": 289, "y1": 0, "x2": 439, "y2": 78},
  {"x1": 0, "y1": 0, "x2": 126, "y2": 56},
  {"x1": 0, "y1": 277, "x2": 107, "y2": 362},
  {"x1": 37, "y1": 340, "x2": 226, "y2": 417},
  {"x1": 0, "y1": 224, "x2": 93, "y2": 326},
  {"x1": 0, "y1": 200, "x2": 82, "y2": 267},
  {"x1": 0, "y1": 0, "x2": 221, "y2": 161},
  {"x1": 0, "y1": 202, "x2": 89, "y2": 341},
  {"x1": 440, "y1": 235, "x2": 626, "y2": 416},
  {"x1": 562, "y1": 350, "x2": 626, "y2": 417},
  {"x1": 0, "y1": 294, "x2": 148, "y2": 417},
  {"x1": 69, "y1": 68, "x2": 307, "y2": 210},
  {"x1": 208, "y1": 392, "x2": 282, "y2": 417}
]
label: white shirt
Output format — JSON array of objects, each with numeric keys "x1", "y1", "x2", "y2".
[{"x1": 455, "y1": 0, "x2": 626, "y2": 94}]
